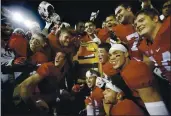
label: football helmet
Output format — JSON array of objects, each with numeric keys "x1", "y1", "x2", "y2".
[
  {"x1": 38, "y1": 1, "x2": 55, "y2": 22},
  {"x1": 13, "y1": 28, "x2": 25, "y2": 36}
]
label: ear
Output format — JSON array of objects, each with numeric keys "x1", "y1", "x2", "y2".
[
  {"x1": 116, "y1": 93, "x2": 122, "y2": 100},
  {"x1": 153, "y1": 15, "x2": 159, "y2": 23},
  {"x1": 116, "y1": 92, "x2": 124, "y2": 100},
  {"x1": 124, "y1": 51, "x2": 129, "y2": 58}
]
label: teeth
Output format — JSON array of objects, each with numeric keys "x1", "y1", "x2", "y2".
[
  {"x1": 111, "y1": 61, "x2": 116, "y2": 65},
  {"x1": 139, "y1": 26, "x2": 144, "y2": 32}
]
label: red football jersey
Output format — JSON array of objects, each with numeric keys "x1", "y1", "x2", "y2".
[
  {"x1": 138, "y1": 16, "x2": 171, "y2": 82},
  {"x1": 48, "y1": 32, "x2": 77, "y2": 58},
  {"x1": 30, "y1": 52, "x2": 48, "y2": 65},
  {"x1": 84, "y1": 87, "x2": 104, "y2": 115},
  {"x1": 121, "y1": 60, "x2": 154, "y2": 89},
  {"x1": 110, "y1": 99, "x2": 145, "y2": 115},
  {"x1": 37, "y1": 62, "x2": 69, "y2": 81},
  {"x1": 112, "y1": 24, "x2": 143, "y2": 61},
  {"x1": 8, "y1": 34, "x2": 28, "y2": 57},
  {"x1": 96, "y1": 28, "x2": 110, "y2": 43},
  {"x1": 85, "y1": 87, "x2": 104, "y2": 106},
  {"x1": 9, "y1": 34, "x2": 48, "y2": 65},
  {"x1": 102, "y1": 61, "x2": 118, "y2": 77}
]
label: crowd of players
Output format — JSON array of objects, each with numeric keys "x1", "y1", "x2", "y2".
[{"x1": 1, "y1": 0, "x2": 171, "y2": 115}]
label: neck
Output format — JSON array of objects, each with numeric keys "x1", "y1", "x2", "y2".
[
  {"x1": 89, "y1": 34, "x2": 95, "y2": 40},
  {"x1": 128, "y1": 14, "x2": 135, "y2": 24},
  {"x1": 121, "y1": 58, "x2": 130, "y2": 70},
  {"x1": 151, "y1": 23, "x2": 162, "y2": 40}
]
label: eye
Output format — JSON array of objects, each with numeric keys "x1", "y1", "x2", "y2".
[
  {"x1": 134, "y1": 23, "x2": 137, "y2": 28},
  {"x1": 139, "y1": 18, "x2": 144, "y2": 23},
  {"x1": 116, "y1": 54, "x2": 120, "y2": 57},
  {"x1": 34, "y1": 40, "x2": 41, "y2": 46},
  {"x1": 117, "y1": 9, "x2": 122, "y2": 15}
]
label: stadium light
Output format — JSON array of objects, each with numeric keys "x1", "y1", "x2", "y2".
[
  {"x1": 24, "y1": 20, "x2": 33, "y2": 29},
  {"x1": 12, "y1": 12, "x2": 24, "y2": 22}
]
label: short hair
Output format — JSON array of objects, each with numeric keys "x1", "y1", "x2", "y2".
[
  {"x1": 106, "y1": 14, "x2": 115, "y2": 18},
  {"x1": 115, "y1": 3, "x2": 134, "y2": 14},
  {"x1": 56, "y1": 27, "x2": 75, "y2": 38},
  {"x1": 106, "y1": 14, "x2": 116, "y2": 20},
  {"x1": 35, "y1": 32, "x2": 46, "y2": 39},
  {"x1": 85, "y1": 21, "x2": 95, "y2": 26},
  {"x1": 33, "y1": 32, "x2": 48, "y2": 43},
  {"x1": 87, "y1": 69, "x2": 100, "y2": 77},
  {"x1": 98, "y1": 43, "x2": 111, "y2": 52},
  {"x1": 135, "y1": 8, "x2": 161, "y2": 22},
  {"x1": 117, "y1": 3, "x2": 132, "y2": 9}
]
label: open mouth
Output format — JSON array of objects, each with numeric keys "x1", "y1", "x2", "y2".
[
  {"x1": 87, "y1": 83, "x2": 92, "y2": 87},
  {"x1": 108, "y1": 25, "x2": 113, "y2": 29},
  {"x1": 55, "y1": 60, "x2": 59, "y2": 64},
  {"x1": 138, "y1": 26, "x2": 145, "y2": 33},
  {"x1": 118, "y1": 15, "x2": 123, "y2": 22},
  {"x1": 87, "y1": 29, "x2": 93, "y2": 34},
  {"x1": 99, "y1": 56, "x2": 103, "y2": 62},
  {"x1": 110, "y1": 60, "x2": 117, "y2": 66}
]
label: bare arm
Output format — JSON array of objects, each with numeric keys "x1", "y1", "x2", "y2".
[
  {"x1": 143, "y1": 55, "x2": 155, "y2": 71},
  {"x1": 137, "y1": 86, "x2": 161, "y2": 102},
  {"x1": 19, "y1": 73, "x2": 43, "y2": 101}
]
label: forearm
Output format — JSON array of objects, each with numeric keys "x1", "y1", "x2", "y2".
[
  {"x1": 42, "y1": 28, "x2": 49, "y2": 36},
  {"x1": 20, "y1": 84, "x2": 32, "y2": 101}
]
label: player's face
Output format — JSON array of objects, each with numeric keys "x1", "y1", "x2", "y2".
[
  {"x1": 115, "y1": 6, "x2": 130, "y2": 24},
  {"x1": 29, "y1": 34, "x2": 45, "y2": 53},
  {"x1": 162, "y1": 1, "x2": 171, "y2": 17},
  {"x1": 98, "y1": 48, "x2": 109, "y2": 64},
  {"x1": 59, "y1": 32, "x2": 71, "y2": 47},
  {"x1": 85, "y1": 22, "x2": 96, "y2": 35},
  {"x1": 134, "y1": 14, "x2": 156, "y2": 37},
  {"x1": 76, "y1": 22, "x2": 85, "y2": 33},
  {"x1": 54, "y1": 52, "x2": 66, "y2": 67},
  {"x1": 86, "y1": 76, "x2": 96, "y2": 88},
  {"x1": 1, "y1": 24, "x2": 13, "y2": 37},
  {"x1": 109, "y1": 50, "x2": 126, "y2": 69},
  {"x1": 103, "y1": 88, "x2": 117, "y2": 104},
  {"x1": 106, "y1": 16, "x2": 118, "y2": 30}
]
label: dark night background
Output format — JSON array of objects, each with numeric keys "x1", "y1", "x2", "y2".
[{"x1": 2, "y1": 0, "x2": 165, "y2": 29}]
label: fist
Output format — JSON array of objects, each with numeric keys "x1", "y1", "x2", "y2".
[
  {"x1": 14, "y1": 57, "x2": 27, "y2": 64},
  {"x1": 72, "y1": 84, "x2": 81, "y2": 92}
]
